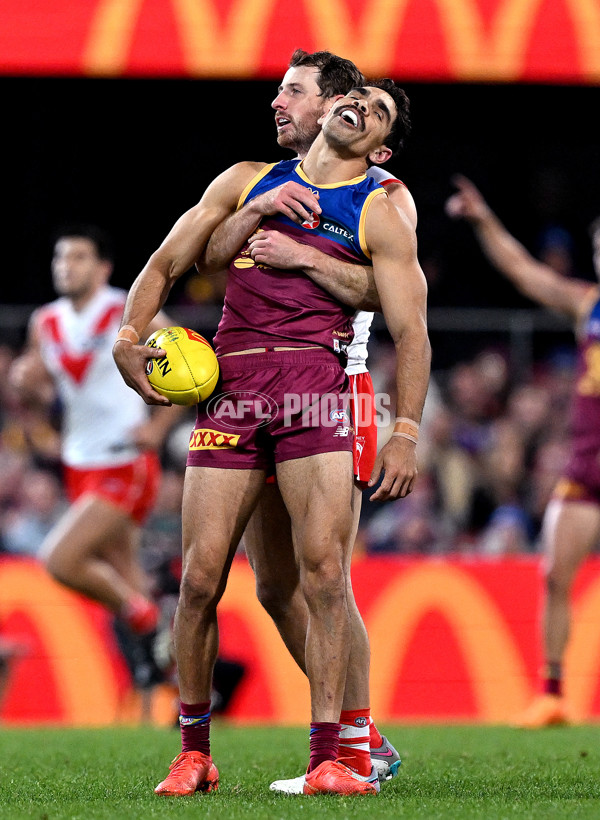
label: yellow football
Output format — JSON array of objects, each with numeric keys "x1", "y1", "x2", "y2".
[{"x1": 145, "y1": 326, "x2": 219, "y2": 406}]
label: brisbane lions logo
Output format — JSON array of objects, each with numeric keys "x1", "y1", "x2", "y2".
[{"x1": 302, "y1": 212, "x2": 320, "y2": 230}]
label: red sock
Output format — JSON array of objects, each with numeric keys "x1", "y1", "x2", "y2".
[
  {"x1": 179, "y1": 701, "x2": 211, "y2": 755},
  {"x1": 308, "y1": 722, "x2": 341, "y2": 772},
  {"x1": 122, "y1": 595, "x2": 159, "y2": 635},
  {"x1": 369, "y1": 717, "x2": 383, "y2": 749},
  {"x1": 339, "y1": 708, "x2": 372, "y2": 776}
]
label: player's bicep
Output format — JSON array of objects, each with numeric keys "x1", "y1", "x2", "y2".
[{"x1": 366, "y1": 200, "x2": 427, "y2": 341}]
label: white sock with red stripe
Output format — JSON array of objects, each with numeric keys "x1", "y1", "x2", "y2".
[{"x1": 339, "y1": 708, "x2": 372, "y2": 776}]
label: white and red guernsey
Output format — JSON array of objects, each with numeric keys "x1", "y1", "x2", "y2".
[{"x1": 35, "y1": 286, "x2": 148, "y2": 468}]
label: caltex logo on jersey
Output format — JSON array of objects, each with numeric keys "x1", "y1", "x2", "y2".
[{"x1": 302, "y1": 212, "x2": 320, "y2": 230}]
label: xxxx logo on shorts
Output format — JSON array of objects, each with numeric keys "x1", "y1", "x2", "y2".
[{"x1": 189, "y1": 428, "x2": 241, "y2": 450}]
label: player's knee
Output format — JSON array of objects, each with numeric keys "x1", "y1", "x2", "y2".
[
  {"x1": 301, "y1": 558, "x2": 347, "y2": 611},
  {"x1": 254, "y1": 561, "x2": 299, "y2": 618},
  {"x1": 178, "y1": 567, "x2": 220, "y2": 611},
  {"x1": 544, "y1": 564, "x2": 572, "y2": 596},
  {"x1": 255, "y1": 577, "x2": 287, "y2": 619},
  {"x1": 43, "y1": 547, "x2": 73, "y2": 586}
]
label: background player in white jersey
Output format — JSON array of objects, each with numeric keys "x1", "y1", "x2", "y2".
[
  {"x1": 9, "y1": 226, "x2": 177, "y2": 649},
  {"x1": 198, "y1": 50, "x2": 421, "y2": 789}
]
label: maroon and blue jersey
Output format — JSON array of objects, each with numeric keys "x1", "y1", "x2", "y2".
[
  {"x1": 214, "y1": 159, "x2": 385, "y2": 359},
  {"x1": 555, "y1": 290, "x2": 600, "y2": 501},
  {"x1": 570, "y1": 292, "x2": 600, "y2": 456}
]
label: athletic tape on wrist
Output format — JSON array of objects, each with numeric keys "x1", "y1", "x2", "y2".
[
  {"x1": 392, "y1": 417, "x2": 419, "y2": 444},
  {"x1": 115, "y1": 325, "x2": 140, "y2": 345}
]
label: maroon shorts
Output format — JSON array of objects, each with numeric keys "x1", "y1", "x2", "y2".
[
  {"x1": 349, "y1": 371, "x2": 377, "y2": 485},
  {"x1": 187, "y1": 349, "x2": 353, "y2": 471},
  {"x1": 552, "y1": 448, "x2": 600, "y2": 505},
  {"x1": 64, "y1": 451, "x2": 161, "y2": 524}
]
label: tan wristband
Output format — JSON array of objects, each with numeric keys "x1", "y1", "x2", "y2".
[
  {"x1": 114, "y1": 325, "x2": 140, "y2": 345},
  {"x1": 392, "y1": 418, "x2": 419, "y2": 444},
  {"x1": 395, "y1": 416, "x2": 420, "y2": 429},
  {"x1": 392, "y1": 431, "x2": 418, "y2": 444}
]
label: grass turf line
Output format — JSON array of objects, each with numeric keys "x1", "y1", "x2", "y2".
[{"x1": 0, "y1": 724, "x2": 600, "y2": 819}]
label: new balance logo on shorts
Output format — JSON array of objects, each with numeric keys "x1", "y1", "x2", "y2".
[
  {"x1": 189, "y1": 429, "x2": 241, "y2": 450},
  {"x1": 333, "y1": 426, "x2": 351, "y2": 437}
]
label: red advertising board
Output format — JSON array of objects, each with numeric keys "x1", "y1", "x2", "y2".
[
  {"x1": 1, "y1": 1, "x2": 599, "y2": 83},
  {"x1": 2, "y1": 555, "x2": 600, "y2": 725}
]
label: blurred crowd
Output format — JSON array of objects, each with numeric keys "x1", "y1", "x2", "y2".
[
  {"x1": 360, "y1": 339, "x2": 573, "y2": 557},
  {"x1": 0, "y1": 326, "x2": 576, "y2": 564}
]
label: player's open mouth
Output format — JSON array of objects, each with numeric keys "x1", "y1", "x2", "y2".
[
  {"x1": 276, "y1": 116, "x2": 291, "y2": 130},
  {"x1": 337, "y1": 107, "x2": 363, "y2": 129}
]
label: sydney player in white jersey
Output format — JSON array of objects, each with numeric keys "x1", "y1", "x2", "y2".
[
  {"x1": 10, "y1": 226, "x2": 177, "y2": 641},
  {"x1": 197, "y1": 51, "x2": 422, "y2": 791}
]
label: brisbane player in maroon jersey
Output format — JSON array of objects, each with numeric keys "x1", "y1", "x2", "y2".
[
  {"x1": 114, "y1": 80, "x2": 429, "y2": 796},
  {"x1": 447, "y1": 175, "x2": 600, "y2": 727},
  {"x1": 201, "y1": 50, "x2": 418, "y2": 794}
]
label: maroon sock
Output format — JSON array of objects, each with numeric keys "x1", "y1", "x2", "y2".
[
  {"x1": 308, "y1": 722, "x2": 341, "y2": 773},
  {"x1": 544, "y1": 663, "x2": 563, "y2": 697},
  {"x1": 179, "y1": 701, "x2": 211, "y2": 755}
]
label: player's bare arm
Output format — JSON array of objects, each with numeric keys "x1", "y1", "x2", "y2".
[
  {"x1": 446, "y1": 174, "x2": 592, "y2": 321},
  {"x1": 247, "y1": 228, "x2": 380, "y2": 310},
  {"x1": 292, "y1": 180, "x2": 417, "y2": 310},
  {"x1": 113, "y1": 162, "x2": 264, "y2": 404},
  {"x1": 9, "y1": 311, "x2": 56, "y2": 406},
  {"x1": 200, "y1": 179, "x2": 322, "y2": 274},
  {"x1": 364, "y1": 195, "x2": 430, "y2": 503}
]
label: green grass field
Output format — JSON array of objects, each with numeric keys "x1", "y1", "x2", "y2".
[{"x1": 1, "y1": 723, "x2": 600, "y2": 819}]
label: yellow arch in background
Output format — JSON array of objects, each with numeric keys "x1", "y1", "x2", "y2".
[
  {"x1": 222, "y1": 563, "x2": 310, "y2": 722},
  {"x1": 0, "y1": 562, "x2": 120, "y2": 724},
  {"x1": 566, "y1": 0, "x2": 600, "y2": 80},
  {"x1": 439, "y1": 0, "x2": 542, "y2": 78},
  {"x1": 83, "y1": 0, "x2": 145, "y2": 76},
  {"x1": 304, "y1": 0, "x2": 410, "y2": 77},
  {"x1": 299, "y1": 0, "x2": 600, "y2": 82},
  {"x1": 174, "y1": 0, "x2": 277, "y2": 76},
  {"x1": 82, "y1": 0, "x2": 600, "y2": 81},
  {"x1": 368, "y1": 563, "x2": 529, "y2": 722},
  {"x1": 305, "y1": 0, "x2": 540, "y2": 79},
  {"x1": 85, "y1": 0, "x2": 278, "y2": 77},
  {"x1": 566, "y1": 575, "x2": 600, "y2": 720}
]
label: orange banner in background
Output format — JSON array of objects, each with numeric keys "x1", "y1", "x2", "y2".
[
  {"x1": 2, "y1": 555, "x2": 600, "y2": 726},
  {"x1": 1, "y1": 0, "x2": 600, "y2": 83}
]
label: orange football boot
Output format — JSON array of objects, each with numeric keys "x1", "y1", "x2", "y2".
[
  {"x1": 512, "y1": 694, "x2": 570, "y2": 728},
  {"x1": 154, "y1": 751, "x2": 219, "y2": 796},
  {"x1": 303, "y1": 760, "x2": 379, "y2": 795}
]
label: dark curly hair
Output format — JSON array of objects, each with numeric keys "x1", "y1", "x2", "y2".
[
  {"x1": 288, "y1": 49, "x2": 365, "y2": 99},
  {"x1": 366, "y1": 78, "x2": 412, "y2": 155}
]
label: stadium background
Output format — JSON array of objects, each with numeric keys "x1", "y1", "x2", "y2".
[{"x1": 2, "y1": 0, "x2": 600, "y2": 726}]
